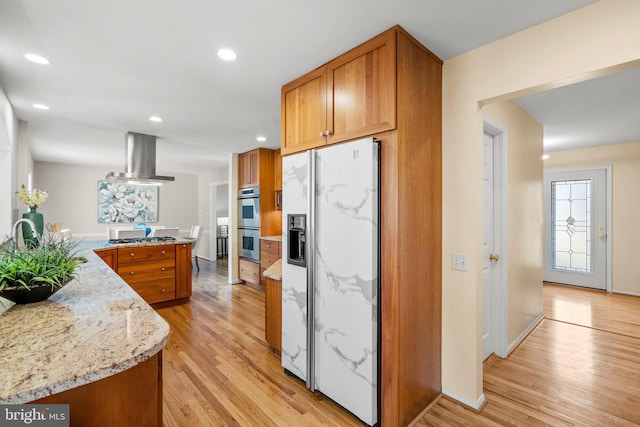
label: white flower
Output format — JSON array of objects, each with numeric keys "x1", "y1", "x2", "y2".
[{"x1": 16, "y1": 185, "x2": 48, "y2": 208}]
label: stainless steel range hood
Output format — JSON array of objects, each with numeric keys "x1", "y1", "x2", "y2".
[{"x1": 105, "y1": 132, "x2": 175, "y2": 184}]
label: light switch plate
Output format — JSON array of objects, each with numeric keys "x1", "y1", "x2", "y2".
[{"x1": 452, "y1": 254, "x2": 469, "y2": 272}]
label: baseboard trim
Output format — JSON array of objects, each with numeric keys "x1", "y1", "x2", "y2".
[
  {"x1": 613, "y1": 289, "x2": 640, "y2": 298},
  {"x1": 508, "y1": 312, "x2": 544, "y2": 355},
  {"x1": 441, "y1": 388, "x2": 486, "y2": 412}
]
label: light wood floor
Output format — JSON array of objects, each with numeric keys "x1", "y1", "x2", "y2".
[
  {"x1": 417, "y1": 283, "x2": 640, "y2": 426},
  {"x1": 158, "y1": 264, "x2": 640, "y2": 426},
  {"x1": 156, "y1": 259, "x2": 361, "y2": 426}
]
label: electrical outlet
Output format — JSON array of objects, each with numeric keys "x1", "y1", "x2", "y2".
[{"x1": 452, "y1": 254, "x2": 469, "y2": 272}]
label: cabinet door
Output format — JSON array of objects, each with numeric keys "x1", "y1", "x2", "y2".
[
  {"x1": 265, "y1": 277, "x2": 282, "y2": 351},
  {"x1": 96, "y1": 248, "x2": 117, "y2": 270},
  {"x1": 281, "y1": 67, "x2": 327, "y2": 155},
  {"x1": 175, "y1": 243, "x2": 192, "y2": 299},
  {"x1": 326, "y1": 29, "x2": 396, "y2": 145},
  {"x1": 273, "y1": 149, "x2": 282, "y2": 191},
  {"x1": 239, "y1": 258, "x2": 260, "y2": 285},
  {"x1": 239, "y1": 150, "x2": 260, "y2": 188}
]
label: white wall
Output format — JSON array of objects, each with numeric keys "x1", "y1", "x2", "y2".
[
  {"x1": 197, "y1": 167, "x2": 228, "y2": 259},
  {"x1": 34, "y1": 161, "x2": 198, "y2": 238},
  {"x1": 442, "y1": 0, "x2": 640, "y2": 407},
  {"x1": 545, "y1": 141, "x2": 640, "y2": 296},
  {"x1": 0, "y1": 83, "x2": 19, "y2": 237},
  {"x1": 483, "y1": 101, "x2": 544, "y2": 346}
]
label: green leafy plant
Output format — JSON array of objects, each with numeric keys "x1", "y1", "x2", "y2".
[{"x1": 0, "y1": 238, "x2": 84, "y2": 292}]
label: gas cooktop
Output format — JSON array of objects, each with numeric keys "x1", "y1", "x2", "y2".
[{"x1": 108, "y1": 236, "x2": 177, "y2": 245}]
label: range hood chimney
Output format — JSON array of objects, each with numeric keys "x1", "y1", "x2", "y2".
[{"x1": 105, "y1": 132, "x2": 175, "y2": 184}]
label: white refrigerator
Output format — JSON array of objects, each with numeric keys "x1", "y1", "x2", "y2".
[{"x1": 281, "y1": 137, "x2": 379, "y2": 426}]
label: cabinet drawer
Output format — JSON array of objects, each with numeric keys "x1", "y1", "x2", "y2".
[
  {"x1": 117, "y1": 245, "x2": 175, "y2": 264},
  {"x1": 118, "y1": 260, "x2": 175, "y2": 284},
  {"x1": 239, "y1": 259, "x2": 260, "y2": 285},
  {"x1": 260, "y1": 241, "x2": 281, "y2": 269},
  {"x1": 130, "y1": 279, "x2": 176, "y2": 304}
]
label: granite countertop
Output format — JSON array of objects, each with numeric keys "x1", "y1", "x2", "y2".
[
  {"x1": 260, "y1": 235, "x2": 282, "y2": 242},
  {"x1": 86, "y1": 237, "x2": 195, "y2": 252},
  {"x1": 263, "y1": 258, "x2": 282, "y2": 281},
  {"x1": 0, "y1": 249, "x2": 170, "y2": 404}
]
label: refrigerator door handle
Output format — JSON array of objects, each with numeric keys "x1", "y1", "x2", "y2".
[{"x1": 306, "y1": 149, "x2": 316, "y2": 391}]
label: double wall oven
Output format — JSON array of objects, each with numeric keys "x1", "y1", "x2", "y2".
[{"x1": 238, "y1": 187, "x2": 260, "y2": 261}]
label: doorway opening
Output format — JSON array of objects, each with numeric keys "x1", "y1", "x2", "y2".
[
  {"x1": 543, "y1": 167, "x2": 611, "y2": 291},
  {"x1": 210, "y1": 181, "x2": 230, "y2": 262}
]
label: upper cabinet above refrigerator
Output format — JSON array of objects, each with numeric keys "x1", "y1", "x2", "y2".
[{"x1": 280, "y1": 28, "x2": 397, "y2": 156}]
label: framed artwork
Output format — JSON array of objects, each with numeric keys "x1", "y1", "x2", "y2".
[{"x1": 98, "y1": 181, "x2": 158, "y2": 223}]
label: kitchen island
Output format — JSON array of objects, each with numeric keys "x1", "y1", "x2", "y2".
[
  {"x1": 90, "y1": 238, "x2": 193, "y2": 307},
  {"x1": 0, "y1": 248, "x2": 169, "y2": 426}
]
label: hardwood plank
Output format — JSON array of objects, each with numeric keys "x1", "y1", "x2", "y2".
[
  {"x1": 158, "y1": 259, "x2": 361, "y2": 426},
  {"x1": 416, "y1": 283, "x2": 640, "y2": 426}
]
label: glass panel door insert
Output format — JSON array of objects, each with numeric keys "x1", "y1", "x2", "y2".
[
  {"x1": 543, "y1": 169, "x2": 606, "y2": 290},
  {"x1": 551, "y1": 179, "x2": 591, "y2": 273}
]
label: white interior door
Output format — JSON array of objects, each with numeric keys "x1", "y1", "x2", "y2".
[
  {"x1": 543, "y1": 169, "x2": 607, "y2": 289},
  {"x1": 482, "y1": 132, "x2": 497, "y2": 361}
]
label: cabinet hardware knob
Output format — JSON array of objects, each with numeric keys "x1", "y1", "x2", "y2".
[
  {"x1": 319, "y1": 131, "x2": 325, "y2": 137},
  {"x1": 130, "y1": 271, "x2": 134, "y2": 275},
  {"x1": 325, "y1": 129, "x2": 331, "y2": 136},
  {"x1": 161, "y1": 288, "x2": 165, "y2": 293},
  {"x1": 489, "y1": 254, "x2": 499, "y2": 262},
  {"x1": 162, "y1": 250, "x2": 166, "y2": 254},
  {"x1": 130, "y1": 253, "x2": 135, "y2": 257},
  {"x1": 161, "y1": 267, "x2": 166, "y2": 271}
]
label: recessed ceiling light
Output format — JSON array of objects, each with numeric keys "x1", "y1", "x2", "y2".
[
  {"x1": 541, "y1": 154, "x2": 550, "y2": 160},
  {"x1": 217, "y1": 48, "x2": 237, "y2": 61},
  {"x1": 32, "y1": 103, "x2": 50, "y2": 110},
  {"x1": 149, "y1": 116, "x2": 163, "y2": 122},
  {"x1": 24, "y1": 53, "x2": 50, "y2": 65},
  {"x1": 256, "y1": 136, "x2": 267, "y2": 142}
]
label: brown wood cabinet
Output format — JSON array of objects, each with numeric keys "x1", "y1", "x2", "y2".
[
  {"x1": 175, "y1": 243, "x2": 192, "y2": 299},
  {"x1": 264, "y1": 276, "x2": 282, "y2": 352},
  {"x1": 274, "y1": 149, "x2": 282, "y2": 190},
  {"x1": 237, "y1": 147, "x2": 282, "y2": 237},
  {"x1": 281, "y1": 28, "x2": 396, "y2": 155},
  {"x1": 34, "y1": 352, "x2": 162, "y2": 427},
  {"x1": 96, "y1": 248, "x2": 117, "y2": 269},
  {"x1": 96, "y1": 243, "x2": 192, "y2": 308},
  {"x1": 280, "y1": 25, "x2": 442, "y2": 427},
  {"x1": 260, "y1": 239, "x2": 281, "y2": 287},
  {"x1": 238, "y1": 149, "x2": 259, "y2": 188},
  {"x1": 238, "y1": 148, "x2": 274, "y2": 189},
  {"x1": 239, "y1": 258, "x2": 260, "y2": 285}
]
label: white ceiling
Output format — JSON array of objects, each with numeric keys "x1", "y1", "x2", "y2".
[
  {"x1": 0, "y1": 0, "x2": 604, "y2": 174},
  {"x1": 516, "y1": 66, "x2": 640, "y2": 153}
]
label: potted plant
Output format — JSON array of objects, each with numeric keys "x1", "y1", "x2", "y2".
[{"x1": 0, "y1": 237, "x2": 85, "y2": 304}]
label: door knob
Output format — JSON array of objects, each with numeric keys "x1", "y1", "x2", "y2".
[
  {"x1": 489, "y1": 254, "x2": 499, "y2": 262},
  {"x1": 599, "y1": 233, "x2": 605, "y2": 239}
]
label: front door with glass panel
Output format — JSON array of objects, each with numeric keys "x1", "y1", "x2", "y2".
[{"x1": 543, "y1": 169, "x2": 607, "y2": 289}]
